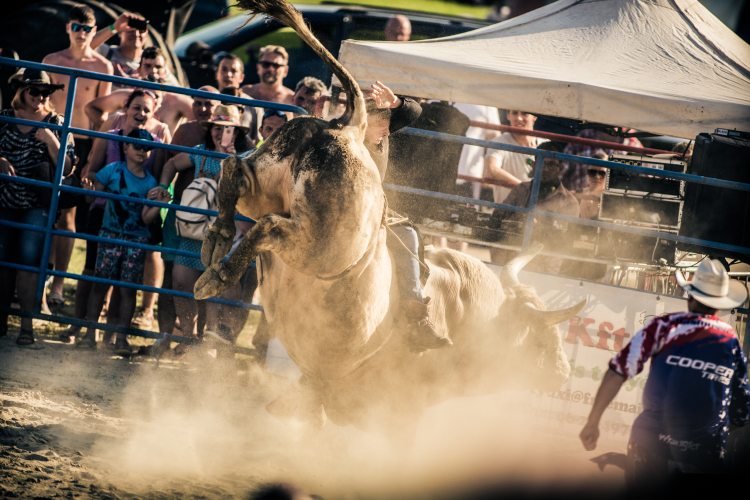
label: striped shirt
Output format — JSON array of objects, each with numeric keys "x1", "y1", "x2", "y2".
[
  {"x1": 0, "y1": 109, "x2": 75, "y2": 209},
  {"x1": 610, "y1": 311, "x2": 750, "y2": 465}
]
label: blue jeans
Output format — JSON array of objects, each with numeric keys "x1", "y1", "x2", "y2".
[
  {"x1": 0, "y1": 207, "x2": 50, "y2": 267},
  {"x1": 387, "y1": 225, "x2": 424, "y2": 302}
]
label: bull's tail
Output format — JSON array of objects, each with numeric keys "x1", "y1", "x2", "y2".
[{"x1": 235, "y1": 0, "x2": 365, "y2": 130}]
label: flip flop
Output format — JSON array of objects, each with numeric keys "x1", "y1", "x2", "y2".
[
  {"x1": 46, "y1": 292, "x2": 65, "y2": 308},
  {"x1": 16, "y1": 329, "x2": 35, "y2": 346}
]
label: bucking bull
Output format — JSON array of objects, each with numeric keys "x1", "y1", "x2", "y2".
[{"x1": 194, "y1": 0, "x2": 586, "y2": 439}]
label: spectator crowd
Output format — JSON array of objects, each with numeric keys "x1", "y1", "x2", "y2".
[
  {"x1": 0, "y1": 5, "x2": 323, "y2": 352},
  {"x1": 0, "y1": 4, "x2": 690, "y2": 353}
]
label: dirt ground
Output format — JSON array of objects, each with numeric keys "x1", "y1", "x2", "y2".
[{"x1": 0, "y1": 322, "x2": 628, "y2": 500}]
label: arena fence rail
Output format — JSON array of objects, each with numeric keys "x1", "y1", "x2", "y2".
[
  {"x1": 1, "y1": 57, "x2": 748, "y2": 354},
  {"x1": 0, "y1": 57, "x2": 307, "y2": 353}
]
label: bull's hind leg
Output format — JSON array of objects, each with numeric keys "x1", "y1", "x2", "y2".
[
  {"x1": 202, "y1": 156, "x2": 253, "y2": 268},
  {"x1": 194, "y1": 213, "x2": 305, "y2": 300}
]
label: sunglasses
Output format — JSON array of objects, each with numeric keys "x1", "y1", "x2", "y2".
[
  {"x1": 587, "y1": 169, "x2": 607, "y2": 178},
  {"x1": 26, "y1": 87, "x2": 53, "y2": 98},
  {"x1": 263, "y1": 109, "x2": 287, "y2": 119},
  {"x1": 259, "y1": 61, "x2": 285, "y2": 70},
  {"x1": 70, "y1": 23, "x2": 94, "y2": 33},
  {"x1": 130, "y1": 143, "x2": 153, "y2": 152}
]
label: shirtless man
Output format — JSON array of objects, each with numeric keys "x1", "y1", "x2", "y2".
[
  {"x1": 168, "y1": 86, "x2": 219, "y2": 154},
  {"x1": 240, "y1": 45, "x2": 294, "y2": 105},
  {"x1": 42, "y1": 4, "x2": 113, "y2": 305},
  {"x1": 90, "y1": 12, "x2": 180, "y2": 89},
  {"x1": 83, "y1": 47, "x2": 193, "y2": 134},
  {"x1": 384, "y1": 15, "x2": 412, "y2": 41},
  {"x1": 214, "y1": 54, "x2": 260, "y2": 142},
  {"x1": 292, "y1": 76, "x2": 326, "y2": 117}
]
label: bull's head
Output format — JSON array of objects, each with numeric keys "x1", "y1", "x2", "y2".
[{"x1": 497, "y1": 245, "x2": 585, "y2": 391}]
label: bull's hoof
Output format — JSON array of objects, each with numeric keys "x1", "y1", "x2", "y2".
[
  {"x1": 194, "y1": 263, "x2": 234, "y2": 300},
  {"x1": 201, "y1": 223, "x2": 236, "y2": 267}
]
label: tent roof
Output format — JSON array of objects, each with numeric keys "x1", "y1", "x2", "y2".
[{"x1": 337, "y1": 0, "x2": 750, "y2": 139}]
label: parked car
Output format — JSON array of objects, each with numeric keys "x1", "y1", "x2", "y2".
[{"x1": 174, "y1": 3, "x2": 492, "y2": 89}]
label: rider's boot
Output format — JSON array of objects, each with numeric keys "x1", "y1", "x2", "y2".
[{"x1": 403, "y1": 297, "x2": 452, "y2": 352}]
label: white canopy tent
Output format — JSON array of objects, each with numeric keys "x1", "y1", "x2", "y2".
[{"x1": 337, "y1": 0, "x2": 750, "y2": 139}]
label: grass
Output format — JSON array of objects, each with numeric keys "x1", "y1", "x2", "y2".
[
  {"x1": 230, "y1": 0, "x2": 492, "y2": 19},
  {"x1": 6, "y1": 237, "x2": 263, "y2": 353},
  {"x1": 298, "y1": 0, "x2": 492, "y2": 18}
]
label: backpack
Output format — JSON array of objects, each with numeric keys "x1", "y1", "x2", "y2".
[{"x1": 174, "y1": 157, "x2": 218, "y2": 240}]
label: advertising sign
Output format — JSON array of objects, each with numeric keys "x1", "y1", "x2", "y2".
[
  {"x1": 492, "y1": 264, "x2": 734, "y2": 446},
  {"x1": 266, "y1": 261, "x2": 736, "y2": 448}
]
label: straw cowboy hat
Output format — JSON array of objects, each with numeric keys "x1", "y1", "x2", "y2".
[
  {"x1": 9, "y1": 68, "x2": 65, "y2": 92},
  {"x1": 200, "y1": 104, "x2": 248, "y2": 134},
  {"x1": 675, "y1": 259, "x2": 748, "y2": 309}
]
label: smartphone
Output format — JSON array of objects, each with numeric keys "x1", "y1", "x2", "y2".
[
  {"x1": 127, "y1": 18, "x2": 149, "y2": 32},
  {"x1": 221, "y1": 126, "x2": 235, "y2": 149}
]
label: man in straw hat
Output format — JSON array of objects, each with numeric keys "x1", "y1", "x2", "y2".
[{"x1": 580, "y1": 259, "x2": 750, "y2": 480}]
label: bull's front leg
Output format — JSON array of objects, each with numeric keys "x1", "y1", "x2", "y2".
[
  {"x1": 201, "y1": 156, "x2": 252, "y2": 268},
  {"x1": 194, "y1": 212, "x2": 297, "y2": 299}
]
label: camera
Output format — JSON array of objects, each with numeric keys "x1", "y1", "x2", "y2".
[{"x1": 127, "y1": 18, "x2": 149, "y2": 33}]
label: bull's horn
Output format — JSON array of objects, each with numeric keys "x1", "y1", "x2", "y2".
[
  {"x1": 520, "y1": 299, "x2": 587, "y2": 326},
  {"x1": 500, "y1": 244, "x2": 544, "y2": 288}
]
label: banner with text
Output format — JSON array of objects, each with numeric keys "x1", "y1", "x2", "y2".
[{"x1": 486, "y1": 263, "x2": 734, "y2": 447}]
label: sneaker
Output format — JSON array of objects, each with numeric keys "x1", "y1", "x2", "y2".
[
  {"x1": 76, "y1": 334, "x2": 97, "y2": 350},
  {"x1": 131, "y1": 310, "x2": 154, "y2": 329},
  {"x1": 114, "y1": 338, "x2": 132, "y2": 358}
]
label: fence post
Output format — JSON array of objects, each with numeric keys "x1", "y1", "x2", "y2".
[
  {"x1": 521, "y1": 154, "x2": 545, "y2": 250},
  {"x1": 34, "y1": 74, "x2": 78, "y2": 312}
]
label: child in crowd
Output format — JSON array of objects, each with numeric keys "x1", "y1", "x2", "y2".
[{"x1": 79, "y1": 129, "x2": 170, "y2": 355}]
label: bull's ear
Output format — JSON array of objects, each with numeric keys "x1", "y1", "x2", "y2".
[
  {"x1": 247, "y1": 165, "x2": 257, "y2": 196},
  {"x1": 240, "y1": 158, "x2": 258, "y2": 196}
]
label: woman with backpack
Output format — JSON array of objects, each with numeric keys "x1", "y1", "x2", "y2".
[
  {"x1": 59, "y1": 89, "x2": 164, "y2": 344},
  {"x1": 156, "y1": 104, "x2": 249, "y2": 350},
  {"x1": 0, "y1": 69, "x2": 74, "y2": 345}
]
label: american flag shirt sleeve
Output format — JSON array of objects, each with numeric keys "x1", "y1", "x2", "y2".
[
  {"x1": 609, "y1": 315, "x2": 662, "y2": 380},
  {"x1": 728, "y1": 344, "x2": 750, "y2": 428}
]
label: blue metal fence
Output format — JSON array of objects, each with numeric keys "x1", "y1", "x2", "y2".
[
  {"x1": 1, "y1": 56, "x2": 748, "y2": 351},
  {"x1": 0, "y1": 57, "x2": 306, "y2": 351}
]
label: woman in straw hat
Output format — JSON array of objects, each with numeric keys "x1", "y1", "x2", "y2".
[
  {"x1": 0, "y1": 69, "x2": 74, "y2": 345},
  {"x1": 156, "y1": 104, "x2": 249, "y2": 347},
  {"x1": 580, "y1": 259, "x2": 750, "y2": 479}
]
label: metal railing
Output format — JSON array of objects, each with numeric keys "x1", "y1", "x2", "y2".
[
  {"x1": 2, "y1": 56, "x2": 749, "y2": 350},
  {"x1": 0, "y1": 57, "x2": 306, "y2": 352},
  {"x1": 388, "y1": 127, "x2": 750, "y2": 256}
]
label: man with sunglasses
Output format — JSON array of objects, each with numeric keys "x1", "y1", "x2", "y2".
[
  {"x1": 259, "y1": 109, "x2": 288, "y2": 142},
  {"x1": 488, "y1": 141, "x2": 579, "y2": 274},
  {"x1": 241, "y1": 45, "x2": 294, "y2": 105},
  {"x1": 576, "y1": 151, "x2": 608, "y2": 220},
  {"x1": 42, "y1": 5, "x2": 114, "y2": 306}
]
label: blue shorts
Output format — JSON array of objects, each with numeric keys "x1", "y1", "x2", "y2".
[
  {"x1": 0, "y1": 207, "x2": 50, "y2": 267},
  {"x1": 94, "y1": 230, "x2": 149, "y2": 284}
]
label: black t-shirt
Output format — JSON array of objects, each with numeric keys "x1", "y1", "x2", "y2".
[{"x1": 0, "y1": 109, "x2": 75, "y2": 209}]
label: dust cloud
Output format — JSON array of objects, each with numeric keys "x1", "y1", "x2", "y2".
[
  {"x1": 84, "y1": 355, "x2": 623, "y2": 499},
  {"x1": 0, "y1": 332, "x2": 624, "y2": 499}
]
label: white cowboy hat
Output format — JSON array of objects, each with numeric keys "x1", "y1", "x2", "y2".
[{"x1": 675, "y1": 259, "x2": 748, "y2": 310}]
